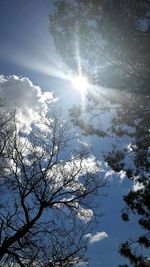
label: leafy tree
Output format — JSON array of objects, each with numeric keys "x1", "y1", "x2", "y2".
[
  {"x1": 49, "y1": 0, "x2": 150, "y2": 94},
  {"x1": 0, "y1": 106, "x2": 105, "y2": 267},
  {"x1": 104, "y1": 94, "x2": 150, "y2": 267},
  {"x1": 49, "y1": 1, "x2": 150, "y2": 266},
  {"x1": 69, "y1": 92, "x2": 150, "y2": 267}
]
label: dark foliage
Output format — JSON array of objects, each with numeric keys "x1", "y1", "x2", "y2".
[
  {"x1": 49, "y1": 1, "x2": 150, "y2": 266},
  {"x1": 49, "y1": 0, "x2": 150, "y2": 94},
  {"x1": 105, "y1": 95, "x2": 150, "y2": 267}
]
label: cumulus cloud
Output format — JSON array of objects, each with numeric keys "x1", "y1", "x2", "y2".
[
  {"x1": 104, "y1": 165, "x2": 126, "y2": 182},
  {"x1": 84, "y1": 231, "x2": 108, "y2": 244},
  {"x1": 0, "y1": 75, "x2": 56, "y2": 131},
  {"x1": 47, "y1": 156, "x2": 101, "y2": 192},
  {"x1": 46, "y1": 156, "x2": 101, "y2": 222}
]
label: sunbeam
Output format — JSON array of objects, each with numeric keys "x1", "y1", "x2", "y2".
[{"x1": 72, "y1": 75, "x2": 88, "y2": 92}]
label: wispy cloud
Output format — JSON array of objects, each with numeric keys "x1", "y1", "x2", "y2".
[
  {"x1": 84, "y1": 231, "x2": 108, "y2": 244},
  {"x1": 76, "y1": 262, "x2": 88, "y2": 267}
]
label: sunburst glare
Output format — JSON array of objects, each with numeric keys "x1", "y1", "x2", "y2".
[{"x1": 72, "y1": 75, "x2": 88, "y2": 93}]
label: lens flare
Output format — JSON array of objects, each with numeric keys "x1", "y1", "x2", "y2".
[{"x1": 72, "y1": 75, "x2": 88, "y2": 92}]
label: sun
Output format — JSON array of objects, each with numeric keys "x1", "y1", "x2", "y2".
[{"x1": 72, "y1": 75, "x2": 88, "y2": 92}]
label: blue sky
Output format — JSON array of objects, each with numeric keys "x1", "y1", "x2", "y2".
[{"x1": 0, "y1": 1, "x2": 142, "y2": 266}]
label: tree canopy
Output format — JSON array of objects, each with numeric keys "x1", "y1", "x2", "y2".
[
  {"x1": 49, "y1": 0, "x2": 150, "y2": 94},
  {"x1": 104, "y1": 95, "x2": 150, "y2": 267},
  {"x1": 0, "y1": 104, "x2": 105, "y2": 267},
  {"x1": 49, "y1": 1, "x2": 150, "y2": 266}
]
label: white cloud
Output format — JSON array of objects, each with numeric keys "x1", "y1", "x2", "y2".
[
  {"x1": 77, "y1": 138, "x2": 91, "y2": 148},
  {"x1": 133, "y1": 181, "x2": 144, "y2": 191},
  {"x1": 118, "y1": 170, "x2": 126, "y2": 182},
  {"x1": 84, "y1": 231, "x2": 108, "y2": 244},
  {"x1": 132, "y1": 175, "x2": 144, "y2": 192},
  {"x1": 105, "y1": 166, "x2": 126, "y2": 182},
  {"x1": 77, "y1": 207, "x2": 93, "y2": 222},
  {"x1": 76, "y1": 262, "x2": 88, "y2": 267},
  {"x1": 0, "y1": 75, "x2": 56, "y2": 131},
  {"x1": 47, "y1": 156, "x2": 101, "y2": 192},
  {"x1": 105, "y1": 169, "x2": 115, "y2": 180},
  {"x1": 46, "y1": 156, "x2": 101, "y2": 222}
]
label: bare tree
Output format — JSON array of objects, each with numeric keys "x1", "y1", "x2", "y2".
[
  {"x1": 0, "y1": 106, "x2": 105, "y2": 267},
  {"x1": 0, "y1": 100, "x2": 15, "y2": 184}
]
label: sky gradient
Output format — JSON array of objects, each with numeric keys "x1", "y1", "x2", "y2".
[{"x1": 0, "y1": 1, "x2": 143, "y2": 266}]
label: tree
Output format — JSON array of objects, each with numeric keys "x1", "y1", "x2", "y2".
[
  {"x1": 0, "y1": 105, "x2": 105, "y2": 267},
  {"x1": 0, "y1": 99, "x2": 15, "y2": 177},
  {"x1": 104, "y1": 95, "x2": 150, "y2": 267},
  {"x1": 70, "y1": 91, "x2": 150, "y2": 267},
  {"x1": 49, "y1": 1, "x2": 150, "y2": 266},
  {"x1": 49, "y1": 0, "x2": 150, "y2": 94}
]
